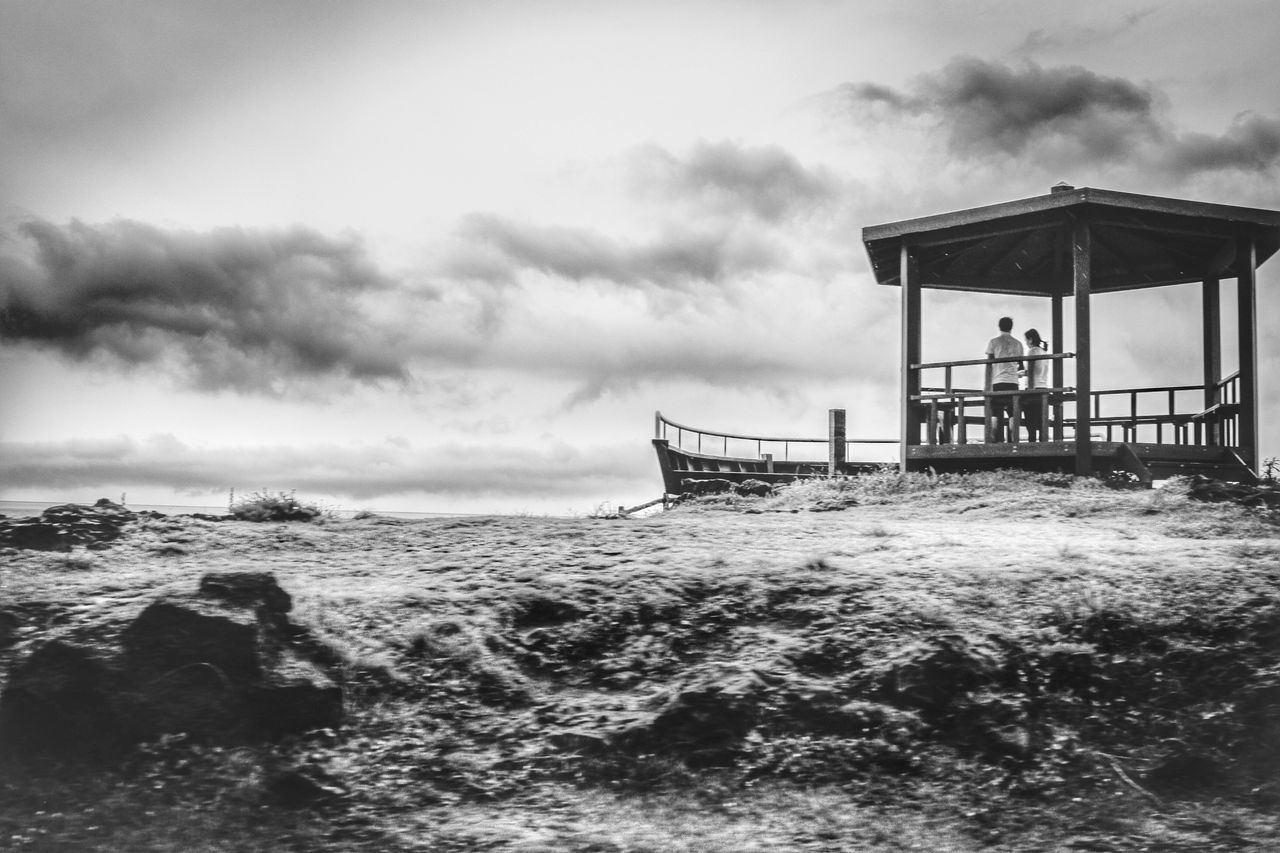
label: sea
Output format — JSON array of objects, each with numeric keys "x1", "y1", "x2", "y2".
[{"x1": 0, "y1": 500, "x2": 453, "y2": 521}]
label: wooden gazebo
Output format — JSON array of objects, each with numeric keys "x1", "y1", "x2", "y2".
[{"x1": 861, "y1": 185, "x2": 1280, "y2": 482}]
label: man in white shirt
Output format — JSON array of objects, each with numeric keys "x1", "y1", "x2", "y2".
[{"x1": 985, "y1": 317, "x2": 1024, "y2": 442}]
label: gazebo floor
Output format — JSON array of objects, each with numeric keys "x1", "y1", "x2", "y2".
[{"x1": 907, "y1": 441, "x2": 1255, "y2": 482}]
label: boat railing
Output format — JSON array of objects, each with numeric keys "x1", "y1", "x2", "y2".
[{"x1": 654, "y1": 411, "x2": 895, "y2": 462}]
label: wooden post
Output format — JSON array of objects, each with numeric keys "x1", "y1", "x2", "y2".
[
  {"x1": 1072, "y1": 219, "x2": 1093, "y2": 476},
  {"x1": 828, "y1": 409, "x2": 846, "y2": 476},
  {"x1": 1052, "y1": 291, "x2": 1064, "y2": 440},
  {"x1": 900, "y1": 243, "x2": 921, "y2": 472},
  {"x1": 1039, "y1": 390, "x2": 1050, "y2": 441},
  {"x1": 1237, "y1": 235, "x2": 1259, "y2": 469},
  {"x1": 1202, "y1": 278, "x2": 1221, "y2": 446},
  {"x1": 762, "y1": 453, "x2": 774, "y2": 474}
]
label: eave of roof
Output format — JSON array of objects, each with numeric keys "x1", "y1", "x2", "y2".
[{"x1": 860, "y1": 187, "x2": 1280, "y2": 293}]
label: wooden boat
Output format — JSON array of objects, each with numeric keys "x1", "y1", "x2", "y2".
[{"x1": 651, "y1": 411, "x2": 893, "y2": 495}]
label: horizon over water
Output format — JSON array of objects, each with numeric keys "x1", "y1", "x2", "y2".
[{"x1": 0, "y1": 499, "x2": 461, "y2": 520}]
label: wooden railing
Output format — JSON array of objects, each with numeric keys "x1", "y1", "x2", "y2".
[
  {"x1": 908, "y1": 355, "x2": 1239, "y2": 448},
  {"x1": 910, "y1": 353, "x2": 1075, "y2": 444},
  {"x1": 654, "y1": 411, "x2": 895, "y2": 461}
]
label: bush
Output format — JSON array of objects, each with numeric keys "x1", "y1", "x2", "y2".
[{"x1": 229, "y1": 490, "x2": 323, "y2": 523}]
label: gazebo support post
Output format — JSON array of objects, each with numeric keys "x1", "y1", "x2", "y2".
[
  {"x1": 1237, "y1": 235, "x2": 1259, "y2": 470},
  {"x1": 1202, "y1": 277, "x2": 1221, "y2": 446},
  {"x1": 1051, "y1": 291, "x2": 1064, "y2": 440},
  {"x1": 900, "y1": 243, "x2": 921, "y2": 472},
  {"x1": 1072, "y1": 219, "x2": 1092, "y2": 476}
]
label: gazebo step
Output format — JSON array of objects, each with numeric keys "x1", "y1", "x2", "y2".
[{"x1": 1144, "y1": 457, "x2": 1257, "y2": 484}]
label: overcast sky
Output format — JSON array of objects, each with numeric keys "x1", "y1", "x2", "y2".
[{"x1": 3, "y1": 0, "x2": 1280, "y2": 514}]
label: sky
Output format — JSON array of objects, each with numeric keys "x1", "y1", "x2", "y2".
[{"x1": 3, "y1": 0, "x2": 1280, "y2": 514}]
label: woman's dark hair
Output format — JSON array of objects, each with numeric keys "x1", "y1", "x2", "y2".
[{"x1": 1024, "y1": 328, "x2": 1046, "y2": 348}]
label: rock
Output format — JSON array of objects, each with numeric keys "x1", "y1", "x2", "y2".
[
  {"x1": 0, "y1": 640, "x2": 134, "y2": 758},
  {"x1": 123, "y1": 597, "x2": 269, "y2": 681},
  {"x1": 0, "y1": 523, "x2": 73, "y2": 552},
  {"x1": 681, "y1": 478, "x2": 734, "y2": 496},
  {"x1": 1186, "y1": 475, "x2": 1280, "y2": 508},
  {"x1": 0, "y1": 572, "x2": 342, "y2": 759},
  {"x1": 249, "y1": 655, "x2": 343, "y2": 738},
  {"x1": 0, "y1": 500, "x2": 138, "y2": 551},
  {"x1": 735, "y1": 479, "x2": 774, "y2": 498},
  {"x1": 198, "y1": 571, "x2": 293, "y2": 614}
]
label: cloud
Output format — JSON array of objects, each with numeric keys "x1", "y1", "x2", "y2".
[
  {"x1": 1015, "y1": 8, "x2": 1158, "y2": 56},
  {"x1": 0, "y1": 219, "x2": 418, "y2": 393},
  {"x1": 0, "y1": 434, "x2": 653, "y2": 503},
  {"x1": 835, "y1": 58, "x2": 1162, "y2": 161},
  {"x1": 628, "y1": 141, "x2": 840, "y2": 222},
  {"x1": 448, "y1": 213, "x2": 784, "y2": 292},
  {"x1": 829, "y1": 57, "x2": 1280, "y2": 179},
  {"x1": 924, "y1": 58, "x2": 1162, "y2": 159},
  {"x1": 439, "y1": 141, "x2": 849, "y2": 302},
  {"x1": 1159, "y1": 112, "x2": 1280, "y2": 175}
]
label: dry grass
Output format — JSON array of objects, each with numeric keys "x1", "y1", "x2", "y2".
[{"x1": 2, "y1": 472, "x2": 1279, "y2": 851}]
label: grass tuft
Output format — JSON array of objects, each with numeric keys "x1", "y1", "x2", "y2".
[{"x1": 229, "y1": 490, "x2": 325, "y2": 522}]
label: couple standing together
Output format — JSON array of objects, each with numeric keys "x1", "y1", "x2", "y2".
[{"x1": 985, "y1": 317, "x2": 1049, "y2": 443}]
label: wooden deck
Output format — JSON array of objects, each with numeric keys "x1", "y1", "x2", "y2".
[{"x1": 908, "y1": 441, "x2": 1255, "y2": 483}]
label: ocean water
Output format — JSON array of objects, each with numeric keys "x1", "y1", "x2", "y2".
[{"x1": 0, "y1": 500, "x2": 450, "y2": 520}]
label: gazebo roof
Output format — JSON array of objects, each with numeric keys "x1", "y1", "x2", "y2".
[{"x1": 861, "y1": 186, "x2": 1280, "y2": 297}]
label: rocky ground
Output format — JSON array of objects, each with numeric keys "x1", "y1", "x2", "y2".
[{"x1": 0, "y1": 472, "x2": 1278, "y2": 852}]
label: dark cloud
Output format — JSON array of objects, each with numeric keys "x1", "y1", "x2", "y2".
[
  {"x1": 923, "y1": 58, "x2": 1161, "y2": 159},
  {"x1": 1160, "y1": 112, "x2": 1280, "y2": 175},
  {"x1": 0, "y1": 219, "x2": 414, "y2": 393},
  {"x1": 853, "y1": 58, "x2": 1161, "y2": 160},
  {"x1": 629, "y1": 141, "x2": 839, "y2": 222},
  {"x1": 450, "y1": 213, "x2": 783, "y2": 291},
  {"x1": 833, "y1": 57, "x2": 1280, "y2": 177}
]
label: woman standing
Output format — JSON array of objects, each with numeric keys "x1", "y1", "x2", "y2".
[{"x1": 1022, "y1": 329, "x2": 1051, "y2": 441}]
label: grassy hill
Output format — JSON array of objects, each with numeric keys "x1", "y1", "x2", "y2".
[{"x1": 1, "y1": 471, "x2": 1278, "y2": 851}]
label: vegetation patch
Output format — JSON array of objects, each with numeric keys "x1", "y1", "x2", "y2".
[{"x1": 229, "y1": 490, "x2": 325, "y2": 523}]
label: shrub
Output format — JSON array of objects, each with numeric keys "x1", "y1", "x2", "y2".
[{"x1": 229, "y1": 490, "x2": 323, "y2": 522}]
